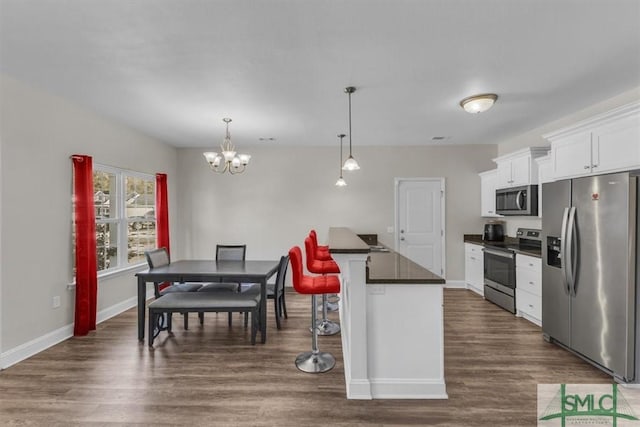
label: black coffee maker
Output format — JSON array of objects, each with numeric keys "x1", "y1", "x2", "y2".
[{"x1": 483, "y1": 222, "x2": 505, "y2": 242}]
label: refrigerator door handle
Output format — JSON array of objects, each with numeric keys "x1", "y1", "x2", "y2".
[
  {"x1": 566, "y1": 206, "x2": 577, "y2": 297},
  {"x1": 560, "y1": 207, "x2": 571, "y2": 295}
]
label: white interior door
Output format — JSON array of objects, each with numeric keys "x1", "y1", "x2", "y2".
[{"x1": 395, "y1": 178, "x2": 445, "y2": 277}]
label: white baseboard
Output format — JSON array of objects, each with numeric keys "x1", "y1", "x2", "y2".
[
  {"x1": 0, "y1": 323, "x2": 74, "y2": 370},
  {"x1": 444, "y1": 280, "x2": 466, "y2": 289},
  {"x1": 369, "y1": 378, "x2": 448, "y2": 399},
  {"x1": 0, "y1": 289, "x2": 154, "y2": 370}
]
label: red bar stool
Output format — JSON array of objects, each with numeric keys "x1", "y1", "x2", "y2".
[
  {"x1": 308, "y1": 230, "x2": 340, "y2": 311},
  {"x1": 304, "y1": 237, "x2": 341, "y2": 336},
  {"x1": 309, "y1": 229, "x2": 333, "y2": 261},
  {"x1": 289, "y1": 246, "x2": 341, "y2": 373}
]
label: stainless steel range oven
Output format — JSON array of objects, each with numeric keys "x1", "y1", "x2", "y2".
[
  {"x1": 483, "y1": 227, "x2": 542, "y2": 314},
  {"x1": 483, "y1": 247, "x2": 516, "y2": 313}
]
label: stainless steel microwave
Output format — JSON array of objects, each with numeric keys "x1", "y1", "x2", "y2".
[{"x1": 495, "y1": 185, "x2": 538, "y2": 216}]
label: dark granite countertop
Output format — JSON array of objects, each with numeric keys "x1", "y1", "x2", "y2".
[
  {"x1": 366, "y1": 250, "x2": 445, "y2": 284},
  {"x1": 327, "y1": 227, "x2": 370, "y2": 253},
  {"x1": 327, "y1": 227, "x2": 445, "y2": 284},
  {"x1": 463, "y1": 234, "x2": 542, "y2": 258}
]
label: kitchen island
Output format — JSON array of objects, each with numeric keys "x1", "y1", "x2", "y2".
[{"x1": 327, "y1": 227, "x2": 447, "y2": 400}]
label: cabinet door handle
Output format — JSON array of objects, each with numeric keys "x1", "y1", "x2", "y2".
[
  {"x1": 584, "y1": 165, "x2": 590, "y2": 169},
  {"x1": 592, "y1": 164, "x2": 599, "y2": 168},
  {"x1": 528, "y1": 304, "x2": 534, "y2": 308},
  {"x1": 529, "y1": 263, "x2": 534, "y2": 267},
  {"x1": 529, "y1": 281, "x2": 534, "y2": 285}
]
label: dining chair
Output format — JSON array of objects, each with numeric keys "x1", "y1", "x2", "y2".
[
  {"x1": 245, "y1": 254, "x2": 289, "y2": 329},
  {"x1": 197, "y1": 244, "x2": 247, "y2": 325},
  {"x1": 144, "y1": 247, "x2": 202, "y2": 330}
]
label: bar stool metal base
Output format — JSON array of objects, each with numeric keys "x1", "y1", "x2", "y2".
[
  {"x1": 317, "y1": 302, "x2": 339, "y2": 312},
  {"x1": 316, "y1": 319, "x2": 340, "y2": 335},
  {"x1": 295, "y1": 351, "x2": 335, "y2": 373},
  {"x1": 326, "y1": 301, "x2": 339, "y2": 311}
]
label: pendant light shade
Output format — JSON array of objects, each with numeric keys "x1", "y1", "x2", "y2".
[{"x1": 342, "y1": 86, "x2": 360, "y2": 171}]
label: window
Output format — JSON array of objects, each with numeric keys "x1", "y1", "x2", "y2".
[{"x1": 92, "y1": 165, "x2": 156, "y2": 274}]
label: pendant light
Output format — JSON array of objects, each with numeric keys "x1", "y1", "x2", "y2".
[
  {"x1": 342, "y1": 86, "x2": 360, "y2": 171},
  {"x1": 335, "y1": 134, "x2": 347, "y2": 187}
]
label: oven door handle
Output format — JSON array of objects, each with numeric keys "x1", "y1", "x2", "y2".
[{"x1": 482, "y1": 248, "x2": 515, "y2": 259}]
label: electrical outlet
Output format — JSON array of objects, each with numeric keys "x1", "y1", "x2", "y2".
[{"x1": 52, "y1": 296, "x2": 61, "y2": 308}]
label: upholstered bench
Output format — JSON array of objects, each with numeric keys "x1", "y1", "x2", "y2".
[{"x1": 148, "y1": 292, "x2": 261, "y2": 347}]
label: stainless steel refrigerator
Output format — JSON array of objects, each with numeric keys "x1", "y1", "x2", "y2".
[{"x1": 542, "y1": 171, "x2": 639, "y2": 382}]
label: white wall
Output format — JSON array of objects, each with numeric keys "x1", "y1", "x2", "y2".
[
  {"x1": 0, "y1": 74, "x2": 177, "y2": 358},
  {"x1": 175, "y1": 144, "x2": 498, "y2": 282}
]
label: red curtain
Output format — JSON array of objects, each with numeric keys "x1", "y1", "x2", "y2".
[
  {"x1": 155, "y1": 174, "x2": 171, "y2": 291},
  {"x1": 156, "y1": 173, "x2": 170, "y2": 254},
  {"x1": 72, "y1": 155, "x2": 98, "y2": 336}
]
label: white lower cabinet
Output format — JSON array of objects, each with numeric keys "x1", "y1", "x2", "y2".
[
  {"x1": 516, "y1": 254, "x2": 542, "y2": 326},
  {"x1": 464, "y1": 243, "x2": 484, "y2": 296}
]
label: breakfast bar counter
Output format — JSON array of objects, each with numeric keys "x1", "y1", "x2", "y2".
[
  {"x1": 366, "y1": 250, "x2": 446, "y2": 284},
  {"x1": 327, "y1": 227, "x2": 447, "y2": 400}
]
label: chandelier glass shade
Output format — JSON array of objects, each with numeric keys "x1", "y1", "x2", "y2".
[
  {"x1": 342, "y1": 86, "x2": 360, "y2": 171},
  {"x1": 335, "y1": 133, "x2": 347, "y2": 187},
  {"x1": 203, "y1": 118, "x2": 250, "y2": 174}
]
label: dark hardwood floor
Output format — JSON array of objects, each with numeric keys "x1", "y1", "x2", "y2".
[{"x1": 0, "y1": 289, "x2": 611, "y2": 426}]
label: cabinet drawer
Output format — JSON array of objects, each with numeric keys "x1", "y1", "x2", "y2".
[
  {"x1": 516, "y1": 267, "x2": 541, "y2": 296},
  {"x1": 517, "y1": 289, "x2": 541, "y2": 321},
  {"x1": 516, "y1": 254, "x2": 541, "y2": 270},
  {"x1": 465, "y1": 243, "x2": 483, "y2": 254}
]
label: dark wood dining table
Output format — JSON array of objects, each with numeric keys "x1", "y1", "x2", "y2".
[{"x1": 135, "y1": 259, "x2": 280, "y2": 343}]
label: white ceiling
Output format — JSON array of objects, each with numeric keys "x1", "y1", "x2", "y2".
[{"x1": 1, "y1": 0, "x2": 639, "y2": 148}]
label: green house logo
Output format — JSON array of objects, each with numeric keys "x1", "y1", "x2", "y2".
[{"x1": 539, "y1": 384, "x2": 639, "y2": 426}]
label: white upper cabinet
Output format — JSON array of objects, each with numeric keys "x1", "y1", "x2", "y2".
[
  {"x1": 550, "y1": 131, "x2": 592, "y2": 179},
  {"x1": 493, "y1": 147, "x2": 550, "y2": 189},
  {"x1": 593, "y1": 113, "x2": 640, "y2": 173},
  {"x1": 479, "y1": 169, "x2": 502, "y2": 217},
  {"x1": 544, "y1": 102, "x2": 640, "y2": 180}
]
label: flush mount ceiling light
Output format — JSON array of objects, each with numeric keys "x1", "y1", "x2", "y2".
[
  {"x1": 203, "y1": 118, "x2": 251, "y2": 174},
  {"x1": 335, "y1": 134, "x2": 347, "y2": 187},
  {"x1": 459, "y1": 93, "x2": 498, "y2": 114},
  {"x1": 342, "y1": 86, "x2": 360, "y2": 171}
]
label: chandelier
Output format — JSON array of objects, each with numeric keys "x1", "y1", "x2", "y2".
[
  {"x1": 203, "y1": 118, "x2": 251, "y2": 174},
  {"x1": 335, "y1": 134, "x2": 347, "y2": 187},
  {"x1": 342, "y1": 86, "x2": 360, "y2": 171}
]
